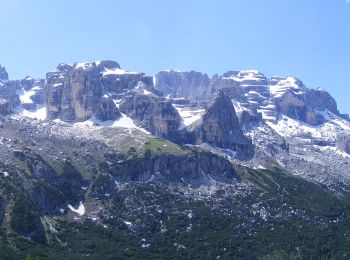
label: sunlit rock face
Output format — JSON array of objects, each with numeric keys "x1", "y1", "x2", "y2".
[{"x1": 154, "y1": 70, "x2": 211, "y2": 100}]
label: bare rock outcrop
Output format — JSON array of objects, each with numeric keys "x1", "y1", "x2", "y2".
[
  {"x1": 95, "y1": 96, "x2": 121, "y2": 121},
  {"x1": 46, "y1": 62, "x2": 102, "y2": 121},
  {"x1": 0, "y1": 99, "x2": 12, "y2": 115}
]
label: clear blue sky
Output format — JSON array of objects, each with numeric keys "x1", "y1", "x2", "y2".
[{"x1": 1, "y1": 0, "x2": 349, "y2": 113}]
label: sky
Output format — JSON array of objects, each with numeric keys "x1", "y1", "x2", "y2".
[{"x1": 0, "y1": 0, "x2": 350, "y2": 113}]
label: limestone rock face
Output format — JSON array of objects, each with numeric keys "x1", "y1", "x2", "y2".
[
  {"x1": 199, "y1": 91, "x2": 252, "y2": 151},
  {"x1": 0, "y1": 65, "x2": 8, "y2": 81},
  {"x1": 212, "y1": 70, "x2": 270, "y2": 106},
  {"x1": 151, "y1": 101, "x2": 182, "y2": 139},
  {"x1": 120, "y1": 92, "x2": 181, "y2": 139},
  {"x1": 154, "y1": 70, "x2": 211, "y2": 100},
  {"x1": 337, "y1": 134, "x2": 350, "y2": 155},
  {"x1": 120, "y1": 92, "x2": 159, "y2": 125},
  {"x1": 46, "y1": 62, "x2": 102, "y2": 121},
  {"x1": 0, "y1": 80, "x2": 21, "y2": 107},
  {"x1": 95, "y1": 96, "x2": 121, "y2": 121},
  {"x1": 275, "y1": 90, "x2": 317, "y2": 124},
  {"x1": 45, "y1": 61, "x2": 157, "y2": 122},
  {"x1": 274, "y1": 89, "x2": 336, "y2": 126},
  {"x1": 0, "y1": 99, "x2": 12, "y2": 115},
  {"x1": 271, "y1": 76, "x2": 339, "y2": 125},
  {"x1": 102, "y1": 71, "x2": 154, "y2": 94},
  {"x1": 237, "y1": 109, "x2": 263, "y2": 129}
]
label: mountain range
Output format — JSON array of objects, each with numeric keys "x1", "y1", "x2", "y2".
[{"x1": 0, "y1": 61, "x2": 349, "y2": 259}]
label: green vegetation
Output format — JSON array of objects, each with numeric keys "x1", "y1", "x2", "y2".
[
  {"x1": 10, "y1": 192, "x2": 44, "y2": 243},
  {"x1": 3, "y1": 145, "x2": 350, "y2": 259},
  {"x1": 236, "y1": 165, "x2": 349, "y2": 217},
  {"x1": 144, "y1": 138, "x2": 188, "y2": 156}
]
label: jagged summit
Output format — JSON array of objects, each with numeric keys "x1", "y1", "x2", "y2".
[{"x1": 0, "y1": 65, "x2": 9, "y2": 81}]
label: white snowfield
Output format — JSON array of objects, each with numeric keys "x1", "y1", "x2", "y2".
[
  {"x1": 269, "y1": 76, "x2": 303, "y2": 98},
  {"x1": 267, "y1": 112, "x2": 350, "y2": 142},
  {"x1": 74, "y1": 113, "x2": 150, "y2": 134},
  {"x1": 68, "y1": 201, "x2": 85, "y2": 216},
  {"x1": 102, "y1": 68, "x2": 139, "y2": 77},
  {"x1": 174, "y1": 105, "x2": 205, "y2": 130},
  {"x1": 14, "y1": 105, "x2": 47, "y2": 121},
  {"x1": 18, "y1": 87, "x2": 40, "y2": 104},
  {"x1": 161, "y1": 69, "x2": 182, "y2": 73},
  {"x1": 222, "y1": 70, "x2": 264, "y2": 82},
  {"x1": 74, "y1": 62, "x2": 94, "y2": 70},
  {"x1": 231, "y1": 99, "x2": 247, "y2": 113}
]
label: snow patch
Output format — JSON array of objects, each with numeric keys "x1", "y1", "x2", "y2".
[
  {"x1": 267, "y1": 113, "x2": 350, "y2": 142},
  {"x1": 75, "y1": 114, "x2": 150, "y2": 134},
  {"x1": 74, "y1": 62, "x2": 93, "y2": 70},
  {"x1": 102, "y1": 68, "x2": 139, "y2": 77},
  {"x1": 14, "y1": 105, "x2": 47, "y2": 121},
  {"x1": 231, "y1": 99, "x2": 246, "y2": 113},
  {"x1": 124, "y1": 221, "x2": 132, "y2": 226},
  {"x1": 18, "y1": 88, "x2": 37, "y2": 104},
  {"x1": 269, "y1": 76, "x2": 303, "y2": 98},
  {"x1": 174, "y1": 105, "x2": 205, "y2": 129},
  {"x1": 68, "y1": 201, "x2": 85, "y2": 216}
]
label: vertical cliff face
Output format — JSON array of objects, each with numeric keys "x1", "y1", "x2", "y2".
[
  {"x1": 120, "y1": 91, "x2": 182, "y2": 139},
  {"x1": 151, "y1": 101, "x2": 182, "y2": 139},
  {"x1": 45, "y1": 61, "x2": 157, "y2": 122},
  {"x1": 0, "y1": 99, "x2": 12, "y2": 115},
  {"x1": 337, "y1": 134, "x2": 350, "y2": 155},
  {"x1": 95, "y1": 96, "x2": 121, "y2": 121},
  {"x1": 199, "y1": 91, "x2": 252, "y2": 150},
  {"x1": 154, "y1": 70, "x2": 211, "y2": 99},
  {"x1": 46, "y1": 62, "x2": 102, "y2": 122},
  {"x1": 271, "y1": 77, "x2": 340, "y2": 126}
]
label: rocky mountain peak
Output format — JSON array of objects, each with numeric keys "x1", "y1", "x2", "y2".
[
  {"x1": 200, "y1": 91, "x2": 252, "y2": 153},
  {"x1": 0, "y1": 65, "x2": 9, "y2": 81}
]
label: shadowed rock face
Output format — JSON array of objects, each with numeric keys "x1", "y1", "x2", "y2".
[
  {"x1": 111, "y1": 151, "x2": 240, "y2": 187},
  {"x1": 200, "y1": 91, "x2": 252, "y2": 149},
  {"x1": 0, "y1": 65, "x2": 8, "y2": 81},
  {"x1": 120, "y1": 92, "x2": 159, "y2": 124},
  {"x1": 180, "y1": 91, "x2": 253, "y2": 158},
  {"x1": 151, "y1": 101, "x2": 182, "y2": 139},
  {"x1": 337, "y1": 134, "x2": 350, "y2": 155},
  {"x1": 120, "y1": 92, "x2": 182, "y2": 139},
  {"x1": 0, "y1": 80, "x2": 21, "y2": 107},
  {"x1": 102, "y1": 72, "x2": 153, "y2": 94},
  {"x1": 154, "y1": 70, "x2": 211, "y2": 99},
  {"x1": 0, "y1": 99, "x2": 11, "y2": 115},
  {"x1": 237, "y1": 109, "x2": 263, "y2": 129},
  {"x1": 95, "y1": 96, "x2": 121, "y2": 121}
]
